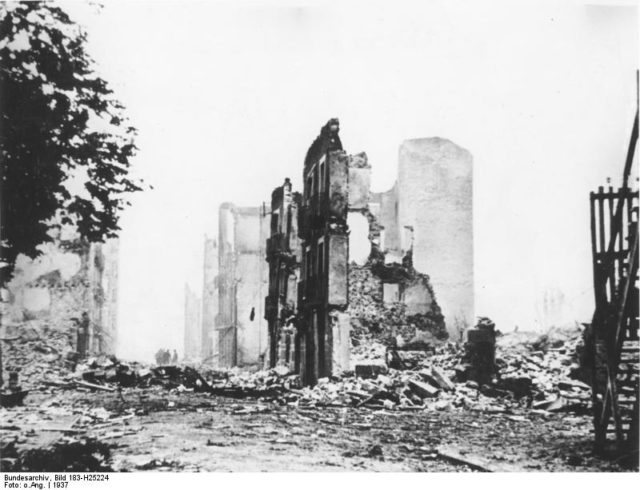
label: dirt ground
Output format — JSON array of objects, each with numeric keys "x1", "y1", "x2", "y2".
[{"x1": 1, "y1": 387, "x2": 634, "y2": 472}]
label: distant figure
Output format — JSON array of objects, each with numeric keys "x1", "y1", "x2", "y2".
[
  {"x1": 162, "y1": 349, "x2": 170, "y2": 365},
  {"x1": 171, "y1": 350, "x2": 178, "y2": 364},
  {"x1": 250, "y1": 307, "x2": 255, "y2": 322},
  {"x1": 154, "y1": 349, "x2": 164, "y2": 365}
]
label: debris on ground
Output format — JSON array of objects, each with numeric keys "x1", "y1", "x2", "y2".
[{"x1": 2, "y1": 317, "x2": 626, "y2": 472}]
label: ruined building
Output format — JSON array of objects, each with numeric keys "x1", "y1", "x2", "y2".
[
  {"x1": 201, "y1": 237, "x2": 219, "y2": 360},
  {"x1": 213, "y1": 203, "x2": 269, "y2": 368},
  {"x1": 3, "y1": 227, "x2": 120, "y2": 355},
  {"x1": 86, "y1": 239, "x2": 119, "y2": 354},
  {"x1": 344, "y1": 137, "x2": 474, "y2": 347},
  {"x1": 183, "y1": 284, "x2": 201, "y2": 361},
  {"x1": 264, "y1": 178, "x2": 302, "y2": 371},
  {"x1": 347, "y1": 147, "x2": 450, "y2": 351},
  {"x1": 296, "y1": 119, "x2": 353, "y2": 385},
  {"x1": 265, "y1": 120, "x2": 474, "y2": 385}
]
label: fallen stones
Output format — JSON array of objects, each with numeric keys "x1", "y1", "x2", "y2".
[
  {"x1": 355, "y1": 363, "x2": 387, "y2": 379},
  {"x1": 429, "y1": 367, "x2": 455, "y2": 391},
  {"x1": 408, "y1": 380, "x2": 440, "y2": 399}
]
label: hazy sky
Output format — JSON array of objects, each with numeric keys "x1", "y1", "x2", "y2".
[{"x1": 63, "y1": 0, "x2": 638, "y2": 362}]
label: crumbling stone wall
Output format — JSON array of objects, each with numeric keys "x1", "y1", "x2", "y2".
[
  {"x1": 348, "y1": 258, "x2": 446, "y2": 349},
  {"x1": 345, "y1": 149, "x2": 447, "y2": 351},
  {"x1": 369, "y1": 184, "x2": 402, "y2": 263},
  {"x1": 263, "y1": 121, "x2": 466, "y2": 384},
  {"x1": 3, "y1": 229, "x2": 119, "y2": 356},
  {"x1": 357, "y1": 137, "x2": 474, "y2": 336}
]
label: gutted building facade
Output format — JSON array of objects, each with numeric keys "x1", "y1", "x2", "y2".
[
  {"x1": 4, "y1": 228, "x2": 120, "y2": 356},
  {"x1": 262, "y1": 120, "x2": 473, "y2": 384},
  {"x1": 346, "y1": 137, "x2": 473, "y2": 341},
  {"x1": 296, "y1": 119, "x2": 352, "y2": 385},
  {"x1": 264, "y1": 178, "x2": 302, "y2": 370},
  {"x1": 347, "y1": 153, "x2": 447, "y2": 349},
  {"x1": 201, "y1": 236, "x2": 219, "y2": 360},
  {"x1": 214, "y1": 203, "x2": 270, "y2": 368}
]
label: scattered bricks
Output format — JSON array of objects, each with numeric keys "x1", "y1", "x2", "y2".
[
  {"x1": 408, "y1": 379, "x2": 439, "y2": 399},
  {"x1": 454, "y1": 364, "x2": 471, "y2": 382},
  {"x1": 430, "y1": 366, "x2": 455, "y2": 391},
  {"x1": 105, "y1": 368, "x2": 118, "y2": 383},
  {"x1": 418, "y1": 370, "x2": 441, "y2": 389},
  {"x1": 81, "y1": 370, "x2": 106, "y2": 384},
  {"x1": 533, "y1": 396, "x2": 567, "y2": 412},
  {"x1": 558, "y1": 379, "x2": 590, "y2": 391},
  {"x1": 479, "y1": 384, "x2": 510, "y2": 398},
  {"x1": 434, "y1": 400, "x2": 452, "y2": 411},
  {"x1": 355, "y1": 363, "x2": 387, "y2": 379},
  {"x1": 496, "y1": 375, "x2": 533, "y2": 398},
  {"x1": 395, "y1": 350, "x2": 429, "y2": 369}
]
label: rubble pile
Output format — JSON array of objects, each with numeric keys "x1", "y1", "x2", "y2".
[
  {"x1": 192, "y1": 325, "x2": 591, "y2": 414},
  {"x1": 331, "y1": 324, "x2": 591, "y2": 414},
  {"x1": 491, "y1": 326, "x2": 591, "y2": 412},
  {"x1": 348, "y1": 263, "x2": 446, "y2": 347},
  {"x1": 348, "y1": 264, "x2": 403, "y2": 343},
  {"x1": 32, "y1": 356, "x2": 218, "y2": 396},
  {"x1": 2, "y1": 320, "x2": 77, "y2": 389},
  {"x1": 1, "y1": 314, "x2": 591, "y2": 417}
]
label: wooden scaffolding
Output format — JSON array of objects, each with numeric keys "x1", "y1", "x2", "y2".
[{"x1": 589, "y1": 86, "x2": 639, "y2": 456}]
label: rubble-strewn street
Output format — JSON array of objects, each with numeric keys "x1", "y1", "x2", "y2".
[
  {"x1": 1, "y1": 319, "x2": 634, "y2": 472},
  {"x1": 2, "y1": 0, "x2": 639, "y2": 478}
]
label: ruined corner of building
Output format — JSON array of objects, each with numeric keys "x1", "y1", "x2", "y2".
[
  {"x1": 346, "y1": 156, "x2": 448, "y2": 355},
  {"x1": 2, "y1": 226, "x2": 119, "y2": 357}
]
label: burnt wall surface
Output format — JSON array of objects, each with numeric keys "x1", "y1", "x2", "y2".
[
  {"x1": 297, "y1": 119, "x2": 351, "y2": 385},
  {"x1": 265, "y1": 179, "x2": 301, "y2": 370}
]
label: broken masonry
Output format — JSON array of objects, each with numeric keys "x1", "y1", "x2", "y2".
[
  {"x1": 264, "y1": 119, "x2": 473, "y2": 385},
  {"x1": 197, "y1": 118, "x2": 474, "y2": 385}
]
